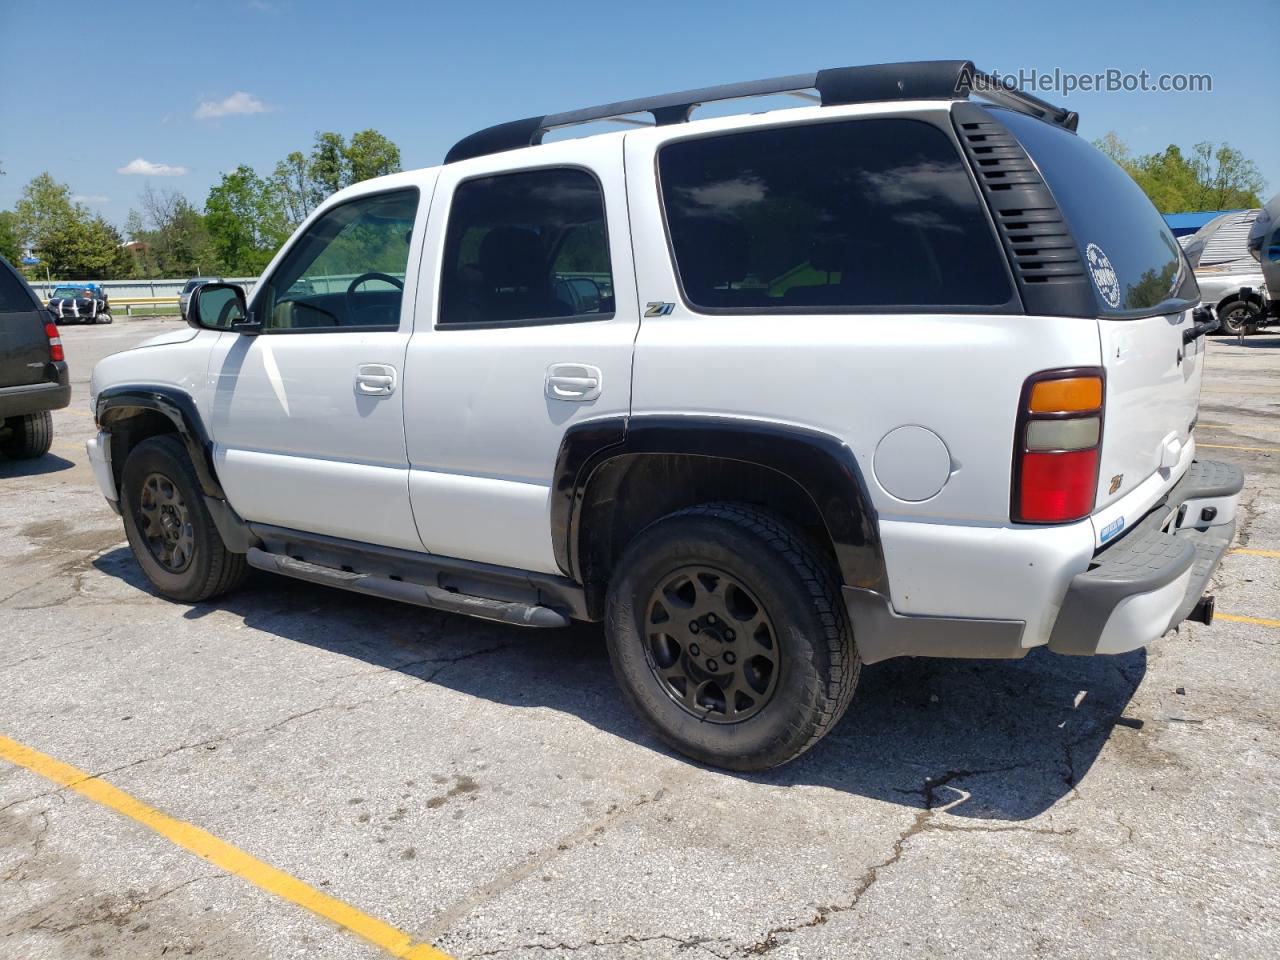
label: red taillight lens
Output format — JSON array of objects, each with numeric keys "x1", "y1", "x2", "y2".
[
  {"x1": 1019, "y1": 449, "x2": 1099, "y2": 521},
  {"x1": 45, "y1": 322, "x2": 64, "y2": 362},
  {"x1": 1012, "y1": 369, "x2": 1104, "y2": 523}
]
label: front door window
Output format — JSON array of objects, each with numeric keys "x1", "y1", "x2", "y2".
[{"x1": 258, "y1": 188, "x2": 419, "y2": 331}]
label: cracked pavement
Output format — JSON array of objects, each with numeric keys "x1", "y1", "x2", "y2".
[{"x1": 0, "y1": 320, "x2": 1277, "y2": 959}]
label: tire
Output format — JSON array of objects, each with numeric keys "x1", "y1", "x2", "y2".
[
  {"x1": 1218, "y1": 300, "x2": 1260, "y2": 337},
  {"x1": 606, "y1": 502, "x2": 859, "y2": 771},
  {"x1": 120, "y1": 434, "x2": 247, "y2": 603},
  {"x1": 0, "y1": 411, "x2": 53, "y2": 459},
  {"x1": 99, "y1": 312, "x2": 113, "y2": 325}
]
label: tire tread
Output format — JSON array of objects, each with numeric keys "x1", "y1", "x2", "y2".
[
  {"x1": 1, "y1": 410, "x2": 53, "y2": 459},
  {"x1": 609, "y1": 500, "x2": 860, "y2": 769},
  {"x1": 124, "y1": 434, "x2": 247, "y2": 602}
]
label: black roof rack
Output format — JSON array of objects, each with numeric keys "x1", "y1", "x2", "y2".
[{"x1": 444, "y1": 59, "x2": 1079, "y2": 164}]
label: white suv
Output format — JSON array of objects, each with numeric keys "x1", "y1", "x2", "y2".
[{"x1": 87, "y1": 61, "x2": 1242, "y2": 770}]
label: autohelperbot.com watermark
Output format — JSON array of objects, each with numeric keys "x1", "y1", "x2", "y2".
[{"x1": 968, "y1": 67, "x2": 1212, "y2": 97}]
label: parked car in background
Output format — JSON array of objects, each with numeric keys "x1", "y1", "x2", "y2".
[
  {"x1": 1, "y1": 255, "x2": 69, "y2": 459},
  {"x1": 1244, "y1": 194, "x2": 1280, "y2": 328},
  {"x1": 1182, "y1": 209, "x2": 1273, "y2": 335},
  {"x1": 179, "y1": 277, "x2": 224, "y2": 320},
  {"x1": 47, "y1": 282, "x2": 112, "y2": 325}
]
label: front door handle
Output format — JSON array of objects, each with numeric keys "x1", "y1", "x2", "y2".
[
  {"x1": 546, "y1": 363, "x2": 602, "y2": 402},
  {"x1": 356, "y1": 363, "x2": 397, "y2": 396}
]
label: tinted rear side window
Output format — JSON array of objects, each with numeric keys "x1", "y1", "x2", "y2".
[
  {"x1": 657, "y1": 118, "x2": 1011, "y2": 312},
  {"x1": 438, "y1": 168, "x2": 613, "y2": 326},
  {"x1": 0, "y1": 262, "x2": 38, "y2": 313},
  {"x1": 999, "y1": 110, "x2": 1197, "y2": 314}
]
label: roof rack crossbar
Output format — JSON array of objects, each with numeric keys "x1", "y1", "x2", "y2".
[{"x1": 444, "y1": 60, "x2": 1078, "y2": 164}]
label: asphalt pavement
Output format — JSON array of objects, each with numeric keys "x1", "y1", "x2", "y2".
[{"x1": 1, "y1": 317, "x2": 1277, "y2": 959}]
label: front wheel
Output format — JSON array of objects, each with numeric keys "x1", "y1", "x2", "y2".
[
  {"x1": 1218, "y1": 300, "x2": 1261, "y2": 337},
  {"x1": 606, "y1": 502, "x2": 859, "y2": 771},
  {"x1": 120, "y1": 434, "x2": 247, "y2": 602}
]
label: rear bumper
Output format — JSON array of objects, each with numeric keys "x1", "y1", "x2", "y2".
[
  {"x1": 1047, "y1": 460, "x2": 1243, "y2": 656},
  {"x1": 0, "y1": 369, "x2": 71, "y2": 419}
]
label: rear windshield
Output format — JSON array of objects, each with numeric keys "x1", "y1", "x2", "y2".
[
  {"x1": 999, "y1": 110, "x2": 1198, "y2": 315},
  {"x1": 52, "y1": 286, "x2": 88, "y2": 299},
  {"x1": 657, "y1": 118, "x2": 1012, "y2": 312}
]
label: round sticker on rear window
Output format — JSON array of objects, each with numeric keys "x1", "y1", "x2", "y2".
[{"x1": 1085, "y1": 242, "x2": 1121, "y2": 309}]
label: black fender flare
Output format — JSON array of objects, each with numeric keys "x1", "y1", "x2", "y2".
[
  {"x1": 552, "y1": 415, "x2": 887, "y2": 592},
  {"x1": 95, "y1": 385, "x2": 256, "y2": 552},
  {"x1": 95, "y1": 385, "x2": 225, "y2": 499}
]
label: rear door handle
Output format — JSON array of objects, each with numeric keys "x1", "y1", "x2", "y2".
[
  {"x1": 356, "y1": 363, "x2": 397, "y2": 396},
  {"x1": 546, "y1": 363, "x2": 602, "y2": 402}
]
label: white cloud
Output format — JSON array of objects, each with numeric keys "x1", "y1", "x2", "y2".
[
  {"x1": 72, "y1": 194, "x2": 111, "y2": 204},
  {"x1": 194, "y1": 91, "x2": 270, "y2": 119},
  {"x1": 117, "y1": 158, "x2": 188, "y2": 176}
]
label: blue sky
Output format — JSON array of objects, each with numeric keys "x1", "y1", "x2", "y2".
[{"x1": 1, "y1": 0, "x2": 1275, "y2": 228}]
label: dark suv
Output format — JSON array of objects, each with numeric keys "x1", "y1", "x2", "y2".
[{"x1": 1, "y1": 255, "x2": 70, "y2": 459}]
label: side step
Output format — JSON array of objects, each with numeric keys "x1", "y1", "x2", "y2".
[{"x1": 245, "y1": 548, "x2": 570, "y2": 629}]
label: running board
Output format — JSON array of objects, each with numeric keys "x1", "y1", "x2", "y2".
[{"x1": 245, "y1": 548, "x2": 570, "y2": 628}]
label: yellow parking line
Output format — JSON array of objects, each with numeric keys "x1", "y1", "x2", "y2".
[
  {"x1": 1232, "y1": 549, "x2": 1280, "y2": 558},
  {"x1": 1198, "y1": 423, "x2": 1280, "y2": 431},
  {"x1": 1215, "y1": 613, "x2": 1280, "y2": 629},
  {"x1": 1197, "y1": 443, "x2": 1279, "y2": 453},
  {"x1": 0, "y1": 734, "x2": 452, "y2": 960}
]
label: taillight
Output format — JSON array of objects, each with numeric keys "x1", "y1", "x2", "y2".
[
  {"x1": 45, "y1": 321, "x2": 64, "y2": 362},
  {"x1": 1012, "y1": 368, "x2": 1104, "y2": 523}
]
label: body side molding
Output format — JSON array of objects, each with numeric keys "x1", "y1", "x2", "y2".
[{"x1": 553, "y1": 415, "x2": 888, "y2": 592}]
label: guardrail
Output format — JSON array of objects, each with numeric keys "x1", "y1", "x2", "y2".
[{"x1": 29, "y1": 277, "x2": 259, "y2": 301}]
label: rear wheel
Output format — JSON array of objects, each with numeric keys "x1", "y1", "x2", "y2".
[
  {"x1": 121, "y1": 434, "x2": 247, "y2": 602},
  {"x1": 606, "y1": 502, "x2": 859, "y2": 771},
  {"x1": 1218, "y1": 299, "x2": 1261, "y2": 337},
  {"x1": 0, "y1": 411, "x2": 53, "y2": 459}
]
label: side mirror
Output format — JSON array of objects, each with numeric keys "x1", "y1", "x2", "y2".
[{"x1": 188, "y1": 283, "x2": 258, "y2": 334}]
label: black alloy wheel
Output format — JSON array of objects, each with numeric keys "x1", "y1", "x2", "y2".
[
  {"x1": 136, "y1": 471, "x2": 195, "y2": 572},
  {"x1": 644, "y1": 565, "x2": 779, "y2": 723}
]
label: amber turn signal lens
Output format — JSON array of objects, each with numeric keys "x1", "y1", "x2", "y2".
[{"x1": 1029, "y1": 377, "x2": 1102, "y2": 413}]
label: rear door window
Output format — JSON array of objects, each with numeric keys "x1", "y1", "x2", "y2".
[
  {"x1": 657, "y1": 118, "x2": 1012, "y2": 312},
  {"x1": 997, "y1": 109, "x2": 1198, "y2": 315},
  {"x1": 438, "y1": 168, "x2": 614, "y2": 326}
]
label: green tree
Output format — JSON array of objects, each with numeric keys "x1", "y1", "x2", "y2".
[
  {"x1": 301, "y1": 130, "x2": 402, "y2": 215},
  {"x1": 36, "y1": 215, "x2": 132, "y2": 279},
  {"x1": 128, "y1": 185, "x2": 215, "y2": 277},
  {"x1": 0, "y1": 211, "x2": 21, "y2": 264},
  {"x1": 205, "y1": 165, "x2": 290, "y2": 274},
  {"x1": 1189, "y1": 142, "x2": 1266, "y2": 211},
  {"x1": 1093, "y1": 133, "x2": 1266, "y2": 213},
  {"x1": 15, "y1": 172, "x2": 79, "y2": 252},
  {"x1": 271, "y1": 150, "x2": 312, "y2": 227},
  {"x1": 347, "y1": 129, "x2": 401, "y2": 185},
  {"x1": 202, "y1": 129, "x2": 404, "y2": 272},
  {"x1": 308, "y1": 132, "x2": 349, "y2": 207}
]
